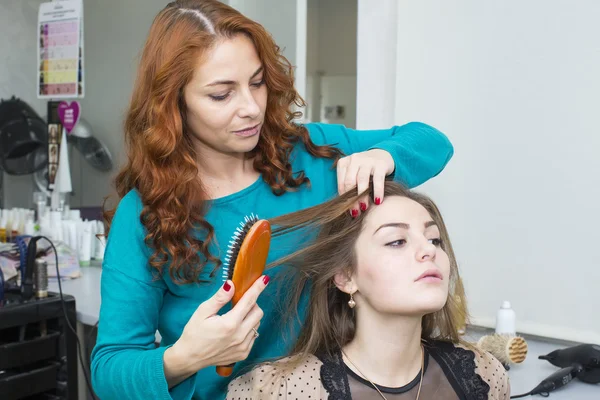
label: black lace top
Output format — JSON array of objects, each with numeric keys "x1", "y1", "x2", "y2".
[
  {"x1": 317, "y1": 341, "x2": 494, "y2": 400},
  {"x1": 226, "y1": 340, "x2": 510, "y2": 400}
]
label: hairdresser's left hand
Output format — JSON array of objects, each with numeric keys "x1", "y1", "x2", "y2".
[{"x1": 337, "y1": 149, "x2": 395, "y2": 217}]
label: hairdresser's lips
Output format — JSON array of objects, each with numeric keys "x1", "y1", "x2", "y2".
[
  {"x1": 233, "y1": 123, "x2": 261, "y2": 138},
  {"x1": 415, "y1": 269, "x2": 443, "y2": 283}
]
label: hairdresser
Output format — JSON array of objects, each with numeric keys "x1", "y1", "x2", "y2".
[{"x1": 91, "y1": 1, "x2": 454, "y2": 399}]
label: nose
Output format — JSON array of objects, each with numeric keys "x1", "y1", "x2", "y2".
[
  {"x1": 416, "y1": 239, "x2": 436, "y2": 262},
  {"x1": 237, "y1": 88, "x2": 261, "y2": 119}
]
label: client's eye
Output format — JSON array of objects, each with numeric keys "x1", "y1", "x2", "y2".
[
  {"x1": 429, "y1": 238, "x2": 442, "y2": 246},
  {"x1": 251, "y1": 79, "x2": 265, "y2": 88},
  {"x1": 210, "y1": 92, "x2": 231, "y2": 101},
  {"x1": 386, "y1": 239, "x2": 406, "y2": 247}
]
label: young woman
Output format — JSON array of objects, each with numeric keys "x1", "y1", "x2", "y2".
[
  {"x1": 227, "y1": 182, "x2": 510, "y2": 399},
  {"x1": 91, "y1": 1, "x2": 454, "y2": 399}
]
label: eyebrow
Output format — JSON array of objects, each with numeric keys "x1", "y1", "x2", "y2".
[
  {"x1": 205, "y1": 66, "x2": 263, "y2": 87},
  {"x1": 373, "y1": 221, "x2": 437, "y2": 235}
]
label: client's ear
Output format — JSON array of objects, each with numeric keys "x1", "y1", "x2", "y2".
[{"x1": 333, "y1": 270, "x2": 356, "y2": 294}]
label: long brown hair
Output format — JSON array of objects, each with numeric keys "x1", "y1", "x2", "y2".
[
  {"x1": 104, "y1": 0, "x2": 342, "y2": 283},
  {"x1": 268, "y1": 181, "x2": 469, "y2": 361}
]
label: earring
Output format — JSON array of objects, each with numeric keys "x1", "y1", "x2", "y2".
[{"x1": 348, "y1": 292, "x2": 356, "y2": 309}]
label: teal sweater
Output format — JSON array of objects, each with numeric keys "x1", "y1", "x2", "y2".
[{"x1": 91, "y1": 122, "x2": 453, "y2": 400}]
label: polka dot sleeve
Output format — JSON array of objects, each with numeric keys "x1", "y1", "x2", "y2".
[
  {"x1": 226, "y1": 355, "x2": 325, "y2": 399},
  {"x1": 473, "y1": 348, "x2": 511, "y2": 399}
]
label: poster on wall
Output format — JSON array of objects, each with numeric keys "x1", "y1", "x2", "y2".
[{"x1": 37, "y1": 0, "x2": 84, "y2": 99}]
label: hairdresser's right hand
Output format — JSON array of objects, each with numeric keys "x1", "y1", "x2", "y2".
[{"x1": 163, "y1": 276, "x2": 269, "y2": 387}]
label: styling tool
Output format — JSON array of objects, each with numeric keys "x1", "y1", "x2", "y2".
[
  {"x1": 511, "y1": 343, "x2": 600, "y2": 398},
  {"x1": 511, "y1": 364, "x2": 584, "y2": 398},
  {"x1": 539, "y1": 344, "x2": 600, "y2": 384},
  {"x1": 216, "y1": 214, "x2": 271, "y2": 377},
  {"x1": 477, "y1": 334, "x2": 528, "y2": 366}
]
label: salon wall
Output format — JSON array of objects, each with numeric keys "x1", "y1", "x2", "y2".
[
  {"x1": 305, "y1": 0, "x2": 357, "y2": 127},
  {"x1": 227, "y1": 0, "x2": 299, "y2": 71},
  {"x1": 0, "y1": 0, "x2": 49, "y2": 209},
  {"x1": 357, "y1": 0, "x2": 600, "y2": 343},
  {"x1": 1, "y1": 0, "x2": 168, "y2": 209},
  {"x1": 226, "y1": 0, "x2": 307, "y2": 118}
]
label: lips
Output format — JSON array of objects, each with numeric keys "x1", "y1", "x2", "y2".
[
  {"x1": 233, "y1": 123, "x2": 260, "y2": 133},
  {"x1": 415, "y1": 269, "x2": 443, "y2": 282}
]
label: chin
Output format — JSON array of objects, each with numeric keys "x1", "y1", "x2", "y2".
[
  {"x1": 418, "y1": 300, "x2": 447, "y2": 315},
  {"x1": 229, "y1": 137, "x2": 260, "y2": 154},
  {"x1": 387, "y1": 293, "x2": 448, "y2": 316}
]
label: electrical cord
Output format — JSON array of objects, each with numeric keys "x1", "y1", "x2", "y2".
[
  {"x1": 510, "y1": 391, "x2": 533, "y2": 398},
  {"x1": 41, "y1": 236, "x2": 99, "y2": 400},
  {"x1": 511, "y1": 389, "x2": 550, "y2": 398}
]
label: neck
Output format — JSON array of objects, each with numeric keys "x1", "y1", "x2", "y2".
[
  {"x1": 195, "y1": 145, "x2": 258, "y2": 198},
  {"x1": 343, "y1": 311, "x2": 423, "y2": 388}
]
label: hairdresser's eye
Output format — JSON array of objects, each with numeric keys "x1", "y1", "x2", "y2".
[
  {"x1": 209, "y1": 92, "x2": 231, "y2": 102},
  {"x1": 386, "y1": 239, "x2": 406, "y2": 247},
  {"x1": 251, "y1": 78, "x2": 265, "y2": 88},
  {"x1": 429, "y1": 238, "x2": 442, "y2": 247}
]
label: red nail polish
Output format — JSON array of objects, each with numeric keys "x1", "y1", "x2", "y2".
[
  {"x1": 359, "y1": 202, "x2": 367, "y2": 212},
  {"x1": 375, "y1": 197, "x2": 381, "y2": 205},
  {"x1": 223, "y1": 281, "x2": 231, "y2": 292},
  {"x1": 351, "y1": 209, "x2": 358, "y2": 218},
  {"x1": 263, "y1": 275, "x2": 270, "y2": 285}
]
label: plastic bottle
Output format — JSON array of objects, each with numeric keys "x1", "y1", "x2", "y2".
[
  {"x1": 24, "y1": 215, "x2": 36, "y2": 236},
  {"x1": 495, "y1": 300, "x2": 516, "y2": 335}
]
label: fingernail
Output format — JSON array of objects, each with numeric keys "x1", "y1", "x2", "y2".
[
  {"x1": 359, "y1": 202, "x2": 367, "y2": 212},
  {"x1": 223, "y1": 281, "x2": 231, "y2": 292},
  {"x1": 262, "y1": 275, "x2": 270, "y2": 285},
  {"x1": 351, "y1": 209, "x2": 358, "y2": 218},
  {"x1": 375, "y1": 197, "x2": 381, "y2": 205}
]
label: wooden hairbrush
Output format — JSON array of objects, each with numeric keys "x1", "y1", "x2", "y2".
[{"x1": 216, "y1": 214, "x2": 271, "y2": 377}]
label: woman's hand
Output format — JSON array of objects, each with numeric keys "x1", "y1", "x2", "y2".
[
  {"x1": 163, "y1": 276, "x2": 269, "y2": 387},
  {"x1": 336, "y1": 149, "x2": 395, "y2": 217}
]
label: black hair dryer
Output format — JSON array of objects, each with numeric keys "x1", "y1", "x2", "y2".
[
  {"x1": 511, "y1": 344, "x2": 600, "y2": 398},
  {"x1": 539, "y1": 344, "x2": 600, "y2": 384}
]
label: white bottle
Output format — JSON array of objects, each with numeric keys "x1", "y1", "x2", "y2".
[
  {"x1": 79, "y1": 221, "x2": 92, "y2": 266},
  {"x1": 495, "y1": 300, "x2": 516, "y2": 335},
  {"x1": 95, "y1": 221, "x2": 106, "y2": 261},
  {"x1": 24, "y1": 215, "x2": 36, "y2": 236},
  {"x1": 50, "y1": 211, "x2": 63, "y2": 241}
]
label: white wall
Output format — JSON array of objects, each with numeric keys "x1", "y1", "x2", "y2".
[
  {"x1": 306, "y1": 0, "x2": 357, "y2": 127},
  {"x1": 1, "y1": 0, "x2": 168, "y2": 208},
  {"x1": 319, "y1": 76, "x2": 356, "y2": 127},
  {"x1": 307, "y1": 0, "x2": 357, "y2": 77},
  {"x1": 228, "y1": 0, "x2": 299, "y2": 68},
  {"x1": 356, "y1": 0, "x2": 397, "y2": 130},
  {"x1": 358, "y1": 0, "x2": 600, "y2": 343},
  {"x1": 228, "y1": 0, "x2": 307, "y2": 116}
]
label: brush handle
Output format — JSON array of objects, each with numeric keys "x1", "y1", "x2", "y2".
[
  {"x1": 216, "y1": 365, "x2": 234, "y2": 377},
  {"x1": 216, "y1": 299, "x2": 238, "y2": 377}
]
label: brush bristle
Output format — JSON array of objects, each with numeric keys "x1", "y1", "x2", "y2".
[
  {"x1": 221, "y1": 213, "x2": 260, "y2": 282},
  {"x1": 477, "y1": 334, "x2": 528, "y2": 364},
  {"x1": 506, "y1": 336, "x2": 528, "y2": 363}
]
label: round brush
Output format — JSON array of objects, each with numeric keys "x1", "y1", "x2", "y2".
[{"x1": 477, "y1": 333, "x2": 528, "y2": 365}]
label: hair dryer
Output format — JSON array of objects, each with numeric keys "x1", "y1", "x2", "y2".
[
  {"x1": 511, "y1": 343, "x2": 600, "y2": 398},
  {"x1": 539, "y1": 344, "x2": 600, "y2": 384}
]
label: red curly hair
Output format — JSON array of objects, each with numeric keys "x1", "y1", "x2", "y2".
[{"x1": 105, "y1": 0, "x2": 342, "y2": 284}]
